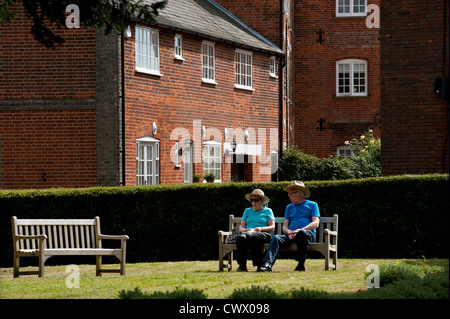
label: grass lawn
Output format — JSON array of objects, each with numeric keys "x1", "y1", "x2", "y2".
[{"x1": 1, "y1": 258, "x2": 448, "y2": 299}]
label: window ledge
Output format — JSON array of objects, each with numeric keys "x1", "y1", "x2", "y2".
[
  {"x1": 335, "y1": 14, "x2": 367, "y2": 19},
  {"x1": 136, "y1": 67, "x2": 163, "y2": 77},
  {"x1": 174, "y1": 56, "x2": 185, "y2": 61},
  {"x1": 202, "y1": 78, "x2": 218, "y2": 85},
  {"x1": 334, "y1": 94, "x2": 370, "y2": 99},
  {"x1": 234, "y1": 84, "x2": 255, "y2": 91}
]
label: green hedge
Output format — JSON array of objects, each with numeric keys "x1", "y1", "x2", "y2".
[{"x1": 0, "y1": 175, "x2": 448, "y2": 267}]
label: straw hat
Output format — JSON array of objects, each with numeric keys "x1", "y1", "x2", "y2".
[
  {"x1": 283, "y1": 181, "x2": 310, "y2": 198},
  {"x1": 245, "y1": 189, "x2": 270, "y2": 205}
]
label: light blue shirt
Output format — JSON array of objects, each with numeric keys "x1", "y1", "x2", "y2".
[
  {"x1": 242, "y1": 207, "x2": 275, "y2": 229},
  {"x1": 285, "y1": 200, "x2": 320, "y2": 234}
]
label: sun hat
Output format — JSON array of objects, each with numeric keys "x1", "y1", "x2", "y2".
[
  {"x1": 283, "y1": 181, "x2": 310, "y2": 198},
  {"x1": 245, "y1": 189, "x2": 270, "y2": 205}
]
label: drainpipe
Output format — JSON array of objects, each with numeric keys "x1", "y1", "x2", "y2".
[
  {"x1": 279, "y1": 0, "x2": 287, "y2": 166},
  {"x1": 121, "y1": 30, "x2": 126, "y2": 186}
]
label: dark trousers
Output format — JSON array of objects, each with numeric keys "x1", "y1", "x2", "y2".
[
  {"x1": 236, "y1": 232, "x2": 272, "y2": 267},
  {"x1": 263, "y1": 229, "x2": 315, "y2": 266}
]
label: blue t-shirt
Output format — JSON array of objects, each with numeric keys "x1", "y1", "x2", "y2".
[
  {"x1": 242, "y1": 207, "x2": 275, "y2": 229},
  {"x1": 285, "y1": 200, "x2": 320, "y2": 234}
]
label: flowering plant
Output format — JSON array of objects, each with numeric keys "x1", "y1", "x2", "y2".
[
  {"x1": 345, "y1": 129, "x2": 381, "y2": 178},
  {"x1": 345, "y1": 129, "x2": 381, "y2": 157}
]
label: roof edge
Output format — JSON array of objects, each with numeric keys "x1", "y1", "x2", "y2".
[{"x1": 206, "y1": 0, "x2": 283, "y2": 54}]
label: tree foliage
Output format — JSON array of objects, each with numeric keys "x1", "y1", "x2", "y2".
[{"x1": 0, "y1": 0, "x2": 167, "y2": 47}]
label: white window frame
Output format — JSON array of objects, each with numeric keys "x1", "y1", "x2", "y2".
[
  {"x1": 270, "y1": 56, "x2": 277, "y2": 78},
  {"x1": 336, "y1": 0, "x2": 367, "y2": 17},
  {"x1": 174, "y1": 34, "x2": 184, "y2": 61},
  {"x1": 202, "y1": 140, "x2": 221, "y2": 182},
  {"x1": 337, "y1": 145, "x2": 354, "y2": 158},
  {"x1": 135, "y1": 26, "x2": 161, "y2": 76},
  {"x1": 235, "y1": 49, "x2": 253, "y2": 90},
  {"x1": 202, "y1": 41, "x2": 216, "y2": 84},
  {"x1": 136, "y1": 137, "x2": 160, "y2": 185},
  {"x1": 336, "y1": 59, "x2": 367, "y2": 97}
]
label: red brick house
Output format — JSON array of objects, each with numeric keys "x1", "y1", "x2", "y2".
[
  {"x1": 218, "y1": 0, "x2": 381, "y2": 159},
  {"x1": 0, "y1": 0, "x2": 283, "y2": 189},
  {"x1": 291, "y1": 0, "x2": 381, "y2": 158}
]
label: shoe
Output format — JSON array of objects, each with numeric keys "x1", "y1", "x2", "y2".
[
  {"x1": 294, "y1": 263, "x2": 305, "y2": 271},
  {"x1": 259, "y1": 262, "x2": 272, "y2": 272},
  {"x1": 236, "y1": 265, "x2": 247, "y2": 272}
]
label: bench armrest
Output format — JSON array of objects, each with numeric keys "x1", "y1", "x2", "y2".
[
  {"x1": 98, "y1": 234, "x2": 129, "y2": 240},
  {"x1": 218, "y1": 231, "x2": 231, "y2": 244},
  {"x1": 324, "y1": 229, "x2": 337, "y2": 237}
]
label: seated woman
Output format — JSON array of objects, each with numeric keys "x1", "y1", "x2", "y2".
[{"x1": 236, "y1": 189, "x2": 275, "y2": 272}]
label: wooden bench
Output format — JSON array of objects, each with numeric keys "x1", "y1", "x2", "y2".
[
  {"x1": 218, "y1": 214, "x2": 338, "y2": 271},
  {"x1": 11, "y1": 216, "x2": 129, "y2": 277}
]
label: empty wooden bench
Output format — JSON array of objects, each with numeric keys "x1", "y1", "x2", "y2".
[
  {"x1": 11, "y1": 216, "x2": 129, "y2": 277},
  {"x1": 218, "y1": 214, "x2": 338, "y2": 271}
]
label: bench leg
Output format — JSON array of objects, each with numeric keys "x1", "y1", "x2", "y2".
[
  {"x1": 38, "y1": 254, "x2": 45, "y2": 277},
  {"x1": 227, "y1": 252, "x2": 233, "y2": 271},
  {"x1": 219, "y1": 254, "x2": 224, "y2": 272},
  {"x1": 13, "y1": 254, "x2": 19, "y2": 278},
  {"x1": 96, "y1": 256, "x2": 102, "y2": 276}
]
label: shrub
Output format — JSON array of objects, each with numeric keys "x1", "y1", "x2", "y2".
[
  {"x1": 227, "y1": 285, "x2": 280, "y2": 299},
  {"x1": 279, "y1": 129, "x2": 381, "y2": 181},
  {"x1": 1, "y1": 175, "x2": 448, "y2": 266},
  {"x1": 278, "y1": 148, "x2": 353, "y2": 181},
  {"x1": 119, "y1": 287, "x2": 207, "y2": 299}
]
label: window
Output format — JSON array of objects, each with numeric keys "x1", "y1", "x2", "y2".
[
  {"x1": 202, "y1": 41, "x2": 216, "y2": 83},
  {"x1": 136, "y1": 137, "x2": 160, "y2": 185},
  {"x1": 336, "y1": 0, "x2": 367, "y2": 17},
  {"x1": 337, "y1": 145, "x2": 354, "y2": 158},
  {"x1": 336, "y1": 59, "x2": 367, "y2": 96},
  {"x1": 235, "y1": 49, "x2": 253, "y2": 89},
  {"x1": 135, "y1": 26, "x2": 160, "y2": 75},
  {"x1": 174, "y1": 34, "x2": 184, "y2": 60},
  {"x1": 270, "y1": 56, "x2": 277, "y2": 78},
  {"x1": 203, "y1": 141, "x2": 221, "y2": 181}
]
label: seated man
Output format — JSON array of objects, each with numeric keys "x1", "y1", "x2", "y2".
[{"x1": 259, "y1": 181, "x2": 320, "y2": 272}]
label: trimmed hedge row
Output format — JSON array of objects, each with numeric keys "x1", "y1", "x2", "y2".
[{"x1": 0, "y1": 175, "x2": 448, "y2": 267}]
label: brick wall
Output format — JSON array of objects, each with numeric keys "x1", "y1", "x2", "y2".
[
  {"x1": 215, "y1": 0, "x2": 295, "y2": 151},
  {"x1": 0, "y1": 109, "x2": 97, "y2": 189},
  {"x1": 0, "y1": 3, "x2": 96, "y2": 100},
  {"x1": 0, "y1": 3, "x2": 98, "y2": 189},
  {"x1": 292, "y1": 0, "x2": 381, "y2": 158},
  {"x1": 123, "y1": 24, "x2": 280, "y2": 185},
  {"x1": 214, "y1": 0, "x2": 281, "y2": 47},
  {"x1": 380, "y1": 0, "x2": 449, "y2": 175}
]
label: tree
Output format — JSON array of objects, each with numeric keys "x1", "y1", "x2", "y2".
[{"x1": 0, "y1": 0, "x2": 167, "y2": 48}]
